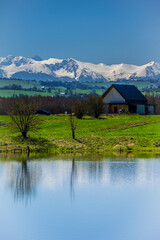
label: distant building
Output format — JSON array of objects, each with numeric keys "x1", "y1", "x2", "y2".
[{"x1": 102, "y1": 84, "x2": 154, "y2": 114}]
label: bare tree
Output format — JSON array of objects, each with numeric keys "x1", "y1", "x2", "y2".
[
  {"x1": 69, "y1": 114, "x2": 78, "y2": 139},
  {"x1": 9, "y1": 97, "x2": 40, "y2": 138}
]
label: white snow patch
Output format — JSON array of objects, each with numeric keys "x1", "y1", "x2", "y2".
[{"x1": 0, "y1": 55, "x2": 160, "y2": 81}]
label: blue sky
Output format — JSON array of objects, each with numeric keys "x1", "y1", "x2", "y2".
[{"x1": 0, "y1": 0, "x2": 160, "y2": 65}]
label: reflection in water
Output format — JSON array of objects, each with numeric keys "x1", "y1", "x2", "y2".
[
  {"x1": 70, "y1": 158, "x2": 76, "y2": 200},
  {"x1": 70, "y1": 159, "x2": 75, "y2": 200},
  {"x1": 68, "y1": 159, "x2": 138, "y2": 187},
  {"x1": 1, "y1": 155, "x2": 160, "y2": 240},
  {"x1": 109, "y1": 161, "x2": 137, "y2": 183},
  {"x1": 69, "y1": 159, "x2": 104, "y2": 200},
  {"x1": 8, "y1": 160, "x2": 41, "y2": 202},
  {"x1": 3, "y1": 155, "x2": 160, "y2": 203},
  {"x1": 86, "y1": 160, "x2": 103, "y2": 182}
]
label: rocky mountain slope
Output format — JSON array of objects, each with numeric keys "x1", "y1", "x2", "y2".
[{"x1": 0, "y1": 55, "x2": 160, "y2": 82}]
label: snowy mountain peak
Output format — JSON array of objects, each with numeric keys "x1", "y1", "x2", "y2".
[
  {"x1": 0, "y1": 55, "x2": 160, "y2": 82},
  {"x1": 148, "y1": 61, "x2": 156, "y2": 65}
]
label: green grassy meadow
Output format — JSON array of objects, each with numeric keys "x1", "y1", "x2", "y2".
[
  {"x1": 0, "y1": 89, "x2": 56, "y2": 97},
  {"x1": 0, "y1": 79, "x2": 40, "y2": 88},
  {"x1": 0, "y1": 114, "x2": 160, "y2": 153},
  {"x1": 0, "y1": 78, "x2": 158, "y2": 97}
]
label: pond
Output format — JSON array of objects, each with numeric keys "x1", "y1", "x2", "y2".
[{"x1": 0, "y1": 153, "x2": 160, "y2": 240}]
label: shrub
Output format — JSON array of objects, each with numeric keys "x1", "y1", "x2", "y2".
[
  {"x1": 85, "y1": 95, "x2": 104, "y2": 118},
  {"x1": 73, "y1": 99, "x2": 85, "y2": 119}
]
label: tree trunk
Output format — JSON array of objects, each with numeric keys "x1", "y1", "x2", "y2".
[
  {"x1": 22, "y1": 131, "x2": 27, "y2": 138},
  {"x1": 72, "y1": 130, "x2": 75, "y2": 139}
]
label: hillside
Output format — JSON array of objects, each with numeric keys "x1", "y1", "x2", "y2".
[{"x1": 0, "y1": 78, "x2": 159, "y2": 98}]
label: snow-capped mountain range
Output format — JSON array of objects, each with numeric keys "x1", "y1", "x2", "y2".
[{"x1": 0, "y1": 55, "x2": 160, "y2": 82}]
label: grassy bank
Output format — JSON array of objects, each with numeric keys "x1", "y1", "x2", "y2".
[{"x1": 0, "y1": 114, "x2": 160, "y2": 153}]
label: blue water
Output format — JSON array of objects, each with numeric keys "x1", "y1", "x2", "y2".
[{"x1": 0, "y1": 155, "x2": 160, "y2": 240}]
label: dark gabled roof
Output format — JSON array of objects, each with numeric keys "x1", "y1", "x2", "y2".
[{"x1": 103, "y1": 84, "x2": 147, "y2": 105}]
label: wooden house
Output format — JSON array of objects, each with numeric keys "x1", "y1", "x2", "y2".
[{"x1": 102, "y1": 84, "x2": 153, "y2": 114}]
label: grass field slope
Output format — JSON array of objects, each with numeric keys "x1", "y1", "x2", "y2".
[
  {"x1": 0, "y1": 114, "x2": 160, "y2": 153},
  {"x1": 0, "y1": 78, "x2": 160, "y2": 97}
]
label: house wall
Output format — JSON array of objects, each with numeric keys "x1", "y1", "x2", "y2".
[
  {"x1": 103, "y1": 88, "x2": 125, "y2": 104},
  {"x1": 104, "y1": 104, "x2": 109, "y2": 114},
  {"x1": 137, "y1": 105, "x2": 145, "y2": 114},
  {"x1": 107, "y1": 104, "x2": 147, "y2": 114},
  {"x1": 109, "y1": 104, "x2": 128, "y2": 114},
  {"x1": 148, "y1": 105, "x2": 154, "y2": 115}
]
